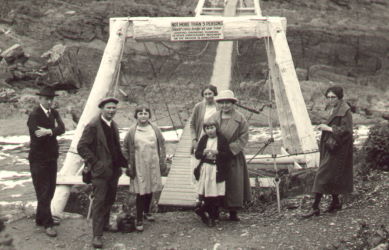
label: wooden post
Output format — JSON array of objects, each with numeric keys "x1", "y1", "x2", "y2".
[
  {"x1": 267, "y1": 19, "x2": 319, "y2": 167},
  {"x1": 51, "y1": 18, "x2": 129, "y2": 217}
]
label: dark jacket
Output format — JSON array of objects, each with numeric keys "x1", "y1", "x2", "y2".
[
  {"x1": 27, "y1": 106, "x2": 65, "y2": 163},
  {"x1": 77, "y1": 116, "x2": 127, "y2": 180},
  {"x1": 195, "y1": 133, "x2": 232, "y2": 182},
  {"x1": 312, "y1": 100, "x2": 353, "y2": 194}
]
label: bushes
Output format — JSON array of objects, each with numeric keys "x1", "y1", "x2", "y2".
[{"x1": 361, "y1": 123, "x2": 389, "y2": 171}]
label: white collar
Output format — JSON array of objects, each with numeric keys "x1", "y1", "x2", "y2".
[
  {"x1": 40, "y1": 104, "x2": 50, "y2": 116},
  {"x1": 101, "y1": 115, "x2": 112, "y2": 127}
]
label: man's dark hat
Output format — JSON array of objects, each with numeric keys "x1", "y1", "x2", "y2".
[
  {"x1": 98, "y1": 97, "x2": 119, "y2": 108},
  {"x1": 36, "y1": 86, "x2": 58, "y2": 97}
]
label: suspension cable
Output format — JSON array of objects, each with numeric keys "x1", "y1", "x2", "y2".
[{"x1": 143, "y1": 42, "x2": 179, "y2": 137}]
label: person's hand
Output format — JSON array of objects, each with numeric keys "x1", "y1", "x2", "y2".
[
  {"x1": 317, "y1": 124, "x2": 332, "y2": 132},
  {"x1": 191, "y1": 139, "x2": 197, "y2": 154},
  {"x1": 35, "y1": 127, "x2": 52, "y2": 137}
]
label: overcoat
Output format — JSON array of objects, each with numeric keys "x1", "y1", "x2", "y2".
[
  {"x1": 27, "y1": 106, "x2": 65, "y2": 163},
  {"x1": 123, "y1": 122, "x2": 167, "y2": 180},
  {"x1": 77, "y1": 116, "x2": 126, "y2": 179},
  {"x1": 190, "y1": 101, "x2": 207, "y2": 141},
  {"x1": 211, "y1": 109, "x2": 252, "y2": 208},
  {"x1": 312, "y1": 100, "x2": 353, "y2": 194}
]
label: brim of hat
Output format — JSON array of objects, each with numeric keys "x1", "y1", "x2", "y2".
[
  {"x1": 215, "y1": 97, "x2": 238, "y2": 103},
  {"x1": 36, "y1": 93, "x2": 58, "y2": 97},
  {"x1": 98, "y1": 98, "x2": 119, "y2": 108}
]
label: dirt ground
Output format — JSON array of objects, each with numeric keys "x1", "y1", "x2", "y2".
[
  {"x1": 2, "y1": 171, "x2": 388, "y2": 250},
  {"x1": 4, "y1": 200, "x2": 388, "y2": 250}
]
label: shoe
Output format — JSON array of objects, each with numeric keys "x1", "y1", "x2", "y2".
[
  {"x1": 144, "y1": 213, "x2": 155, "y2": 222},
  {"x1": 208, "y1": 219, "x2": 216, "y2": 227},
  {"x1": 92, "y1": 236, "x2": 103, "y2": 248},
  {"x1": 45, "y1": 227, "x2": 57, "y2": 237},
  {"x1": 301, "y1": 208, "x2": 320, "y2": 218},
  {"x1": 229, "y1": 211, "x2": 240, "y2": 222},
  {"x1": 324, "y1": 203, "x2": 342, "y2": 213},
  {"x1": 136, "y1": 221, "x2": 144, "y2": 232},
  {"x1": 195, "y1": 208, "x2": 209, "y2": 225}
]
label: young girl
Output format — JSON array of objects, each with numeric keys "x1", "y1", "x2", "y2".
[
  {"x1": 194, "y1": 118, "x2": 232, "y2": 227},
  {"x1": 123, "y1": 104, "x2": 167, "y2": 232}
]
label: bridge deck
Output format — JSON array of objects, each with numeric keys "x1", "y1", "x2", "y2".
[{"x1": 158, "y1": 123, "x2": 198, "y2": 207}]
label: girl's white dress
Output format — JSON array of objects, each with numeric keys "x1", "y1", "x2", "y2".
[{"x1": 196, "y1": 137, "x2": 225, "y2": 197}]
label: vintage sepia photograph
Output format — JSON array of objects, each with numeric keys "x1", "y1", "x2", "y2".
[{"x1": 0, "y1": 0, "x2": 388, "y2": 249}]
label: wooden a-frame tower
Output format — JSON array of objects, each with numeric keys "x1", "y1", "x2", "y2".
[{"x1": 51, "y1": 0, "x2": 319, "y2": 215}]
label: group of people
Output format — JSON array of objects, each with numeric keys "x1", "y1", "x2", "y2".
[{"x1": 27, "y1": 84, "x2": 353, "y2": 249}]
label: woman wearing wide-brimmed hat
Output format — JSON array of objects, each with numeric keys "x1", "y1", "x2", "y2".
[{"x1": 211, "y1": 89, "x2": 251, "y2": 221}]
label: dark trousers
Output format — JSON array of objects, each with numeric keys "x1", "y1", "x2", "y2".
[
  {"x1": 30, "y1": 160, "x2": 57, "y2": 228},
  {"x1": 91, "y1": 177, "x2": 119, "y2": 236},
  {"x1": 136, "y1": 193, "x2": 153, "y2": 221}
]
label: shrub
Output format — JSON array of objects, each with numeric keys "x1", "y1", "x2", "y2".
[{"x1": 361, "y1": 123, "x2": 389, "y2": 171}]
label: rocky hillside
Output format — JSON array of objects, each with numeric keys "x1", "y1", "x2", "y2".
[{"x1": 0, "y1": 0, "x2": 389, "y2": 124}]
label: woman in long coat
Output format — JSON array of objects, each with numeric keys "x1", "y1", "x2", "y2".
[
  {"x1": 303, "y1": 86, "x2": 353, "y2": 218},
  {"x1": 123, "y1": 104, "x2": 167, "y2": 231},
  {"x1": 190, "y1": 84, "x2": 218, "y2": 152},
  {"x1": 212, "y1": 90, "x2": 251, "y2": 221}
]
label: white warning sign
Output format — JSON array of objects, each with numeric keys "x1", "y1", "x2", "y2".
[{"x1": 171, "y1": 21, "x2": 224, "y2": 41}]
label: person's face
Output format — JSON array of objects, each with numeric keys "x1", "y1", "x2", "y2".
[
  {"x1": 101, "y1": 102, "x2": 117, "y2": 121},
  {"x1": 326, "y1": 91, "x2": 339, "y2": 107},
  {"x1": 39, "y1": 96, "x2": 54, "y2": 110},
  {"x1": 218, "y1": 100, "x2": 234, "y2": 113},
  {"x1": 136, "y1": 109, "x2": 150, "y2": 124},
  {"x1": 204, "y1": 124, "x2": 217, "y2": 138},
  {"x1": 203, "y1": 88, "x2": 215, "y2": 103}
]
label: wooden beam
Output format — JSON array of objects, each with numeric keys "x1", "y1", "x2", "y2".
[
  {"x1": 267, "y1": 19, "x2": 319, "y2": 168},
  {"x1": 56, "y1": 175, "x2": 275, "y2": 188},
  {"x1": 122, "y1": 16, "x2": 286, "y2": 41},
  {"x1": 51, "y1": 18, "x2": 129, "y2": 218},
  {"x1": 253, "y1": 0, "x2": 262, "y2": 16}
]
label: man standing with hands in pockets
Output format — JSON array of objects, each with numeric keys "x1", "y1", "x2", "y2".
[
  {"x1": 27, "y1": 86, "x2": 65, "y2": 237},
  {"x1": 77, "y1": 97, "x2": 127, "y2": 249}
]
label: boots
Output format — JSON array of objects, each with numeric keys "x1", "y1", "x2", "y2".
[
  {"x1": 324, "y1": 202, "x2": 342, "y2": 213},
  {"x1": 301, "y1": 208, "x2": 320, "y2": 218},
  {"x1": 195, "y1": 207, "x2": 209, "y2": 225},
  {"x1": 229, "y1": 211, "x2": 240, "y2": 221}
]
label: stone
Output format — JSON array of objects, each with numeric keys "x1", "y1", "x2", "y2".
[
  {"x1": 308, "y1": 64, "x2": 355, "y2": 84},
  {"x1": 0, "y1": 44, "x2": 24, "y2": 64},
  {"x1": 42, "y1": 45, "x2": 83, "y2": 89}
]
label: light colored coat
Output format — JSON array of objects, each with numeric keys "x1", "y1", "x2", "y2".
[
  {"x1": 212, "y1": 109, "x2": 252, "y2": 208},
  {"x1": 123, "y1": 122, "x2": 167, "y2": 194},
  {"x1": 190, "y1": 101, "x2": 206, "y2": 141}
]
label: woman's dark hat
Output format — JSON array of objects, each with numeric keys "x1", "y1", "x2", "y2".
[
  {"x1": 98, "y1": 97, "x2": 119, "y2": 108},
  {"x1": 36, "y1": 86, "x2": 58, "y2": 97}
]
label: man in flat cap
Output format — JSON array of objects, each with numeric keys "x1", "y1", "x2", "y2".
[
  {"x1": 27, "y1": 86, "x2": 65, "y2": 237},
  {"x1": 77, "y1": 97, "x2": 127, "y2": 248}
]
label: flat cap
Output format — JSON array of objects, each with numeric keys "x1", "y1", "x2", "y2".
[{"x1": 98, "y1": 97, "x2": 119, "y2": 108}]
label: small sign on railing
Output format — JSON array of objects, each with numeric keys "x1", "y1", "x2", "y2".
[{"x1": 170, "y1": 20, "x2": 224, "y2": 41}]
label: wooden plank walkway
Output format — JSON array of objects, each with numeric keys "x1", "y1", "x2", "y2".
[{"x1": 158, "y1": 123, "x2": 198, "y2": 207}]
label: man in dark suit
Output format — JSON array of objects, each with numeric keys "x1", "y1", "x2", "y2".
[
  {"x1": 27, "y1": 86, "x2": 65, "y2": 237},
  {"x1": 77, "y1": 97, "x2": 127, "y2": 249}
]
